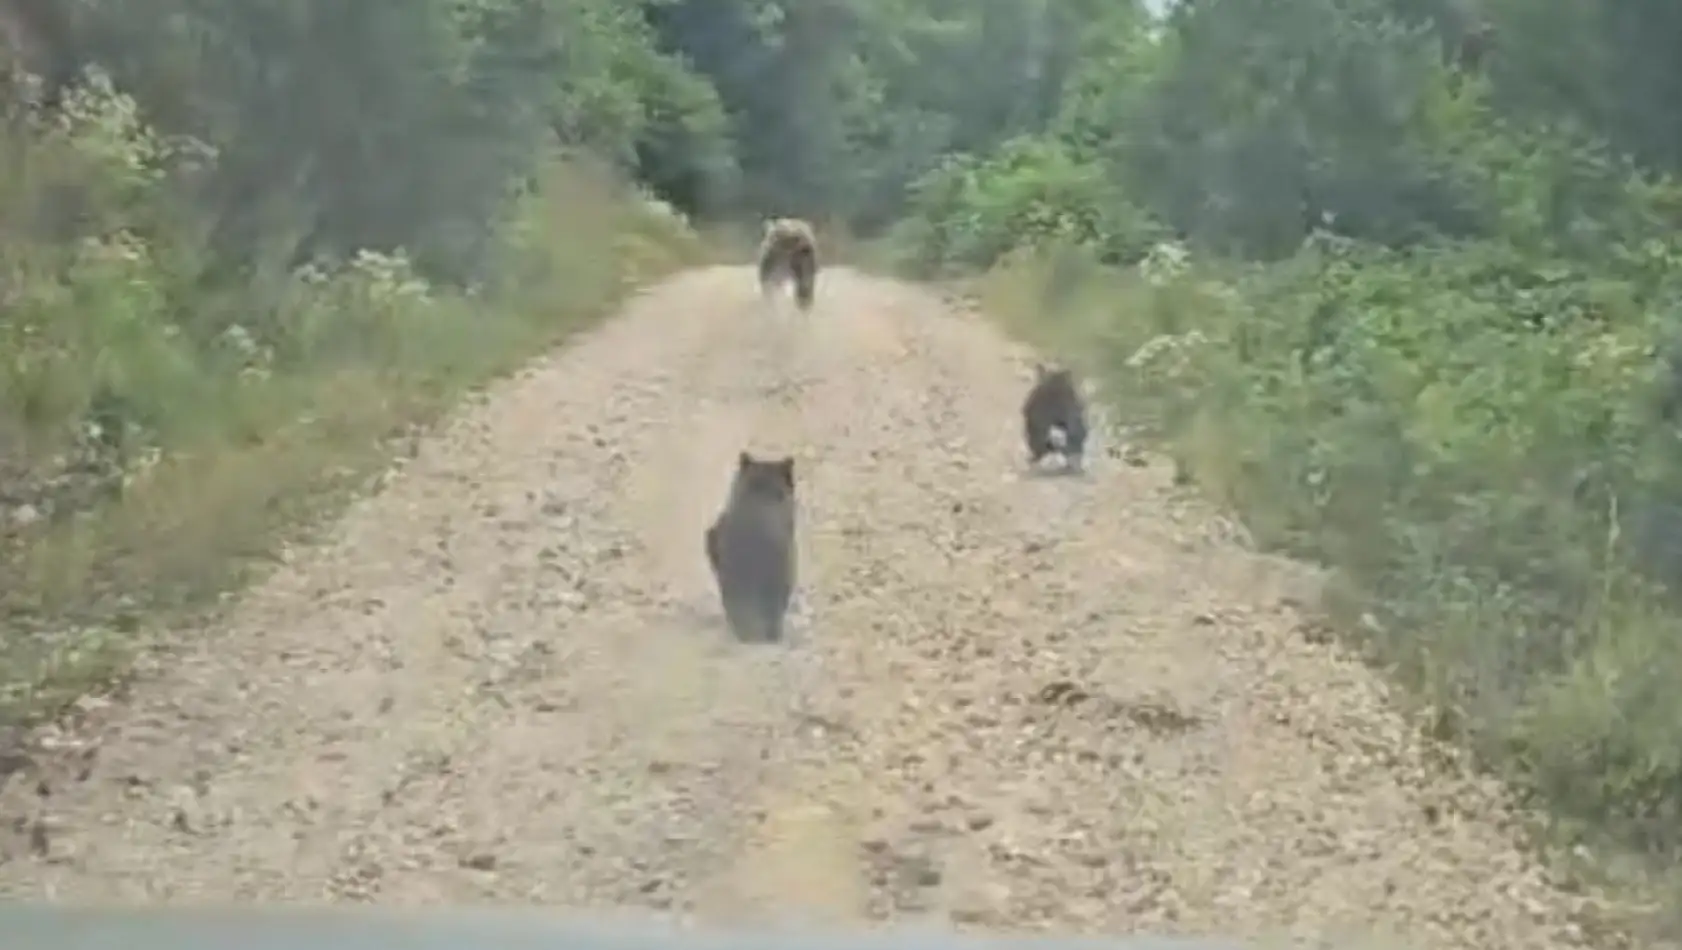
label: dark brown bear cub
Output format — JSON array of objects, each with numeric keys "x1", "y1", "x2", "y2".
[
  {"x1": 705, "y1": 451, "x2": 798, "y2": 643},
  {"x1": 1021, "y1": 363, "x2": 1089, "y2": 473}
]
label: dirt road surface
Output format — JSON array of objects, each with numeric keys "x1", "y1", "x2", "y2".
[{"x1": 0, "y1": 268, "x2": 1631, "y2": 948}]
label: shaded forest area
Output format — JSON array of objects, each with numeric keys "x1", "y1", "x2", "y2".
[{"x1": 3, "y1": 0, "x2": 1682, "y2": 928}]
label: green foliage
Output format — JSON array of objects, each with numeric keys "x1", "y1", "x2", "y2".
[
  {"x1": 889, "y1": 138, "x2": 1165, "y2": 275},
  {"x1": 978, "y1": 235, "x2": 1682, "y2": 864},
  {"x1": 25, "y1": 0, "x2": 727, "y2": 282},
  {"x1": 636, "y1": 0, "x2": 1148, "y2": 228},
  {"x1": 871, "y1": 0, "x2": 1682, "y2": 912},
  {"x1": 0, "y1": 18, "x2": 702, "y2": 727}
]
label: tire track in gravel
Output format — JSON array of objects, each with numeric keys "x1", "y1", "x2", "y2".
[{"x1": 0, "y1": 265, "x2": 1641, "y2": 950}]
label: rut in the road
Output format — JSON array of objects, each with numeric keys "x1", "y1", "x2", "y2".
[{"x1": 0, "y1": 267, "x2": 1630, "y2": 949}]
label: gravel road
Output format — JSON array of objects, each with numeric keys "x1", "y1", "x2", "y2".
[{"x1": 0, "y1": 267, "x2": 1629, "y2": 949}]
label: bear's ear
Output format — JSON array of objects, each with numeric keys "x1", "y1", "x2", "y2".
[
  {"x1": 762, "y1": 218, "x2": 776, "y2": 237},
  {"x1": 1033, "y1": 362, "x2": 1050, "y2": 381},
  {"x1": 774, "y1": 457, "x2": 794, "y2": 488},
  {"x1": 737, "y1": 450, "x2": 754, "y2": 469}
]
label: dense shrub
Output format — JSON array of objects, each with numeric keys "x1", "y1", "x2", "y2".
[
  {"x1": 887, "y1": 138, "x2": 1166, "y2": 275},
  {"x1": 0, "y1": 68, "x2": 699, "y2": 728},
  {"x1": 969, "y1": 232, "x2": 1682, "y2": 872},
  {"x1": 875, "y1": 0, "x2": 1682, "y2": 915}
]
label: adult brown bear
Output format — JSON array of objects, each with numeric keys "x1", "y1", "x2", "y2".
[{"x1": 756, "y1": 217, "x2": 819, "y2": 311}]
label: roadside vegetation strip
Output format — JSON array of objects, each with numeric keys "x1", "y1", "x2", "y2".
[
  {"x1": 947, "y1": 238, "x2": 1682, "y2": 946},
  {"x1": 1, "y1": 154, "x2": 703, "y2": 735}
]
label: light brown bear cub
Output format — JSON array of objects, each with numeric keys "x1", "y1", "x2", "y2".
[{"x1": 756, "y1": 217, "x2": 819, "y2": 311}]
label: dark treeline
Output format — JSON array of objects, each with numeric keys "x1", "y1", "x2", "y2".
[{"x1": 10, "y1": 0, "x2": 1682, "y2": 275}]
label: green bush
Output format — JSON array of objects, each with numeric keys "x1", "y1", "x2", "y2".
[
  {"x1": 886, "y1": 137, "x2": 1167, "y2": 277},
  {"x1": 972, "y1": 231, "x2": 1682, "y2": 866},
  {"x1": 0, "y1": 71, "x2": 700, "y2": 729},
  {"x1": 876, "y1": 4, "x2": 1682, "y2": 907}
]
